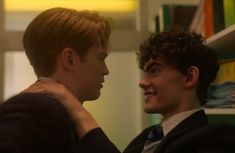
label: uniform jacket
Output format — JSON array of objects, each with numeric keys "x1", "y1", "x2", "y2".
[
  {"x1": 123, "y1": 110, "x2": 235, "y2": 153},
  {"x1": 0, "y1": 93, "x2": 118, "y2": 153}
]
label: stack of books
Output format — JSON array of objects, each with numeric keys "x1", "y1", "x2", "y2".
[{"x1": 206, "y1": 81, "x2": 235, "y2": 108}]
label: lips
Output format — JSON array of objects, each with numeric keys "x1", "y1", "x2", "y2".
[
  {"x1": 144, "y1": 91, "x2": 157, "y2": 102},
  {"x1": 144, "y1": 91, "x2": 157, "y2": 96},
  {"x1": 99, "y1": 80, "x2": 104, "y2": 88}
]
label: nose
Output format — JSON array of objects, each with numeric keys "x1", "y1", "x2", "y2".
[
  {"x1": 104, "y1": 64, "x2": 109, "y2": 76},
  {"x1": 139, "y1": 77, "x2": 150, "y2": 90}
]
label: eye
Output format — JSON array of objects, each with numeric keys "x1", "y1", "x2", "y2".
[
  {"x1": 145, "y1": 64, "x2": 161, "y2": 76},
  {"x1": 147, "y1": 66, "x2": 159, "y2": 75},
  {"x1": 98, "y1": 52, "x2": 108, "y2": 61},
  {"x1": 99, "y1": 56, "x2": 106, "y2": 62}
]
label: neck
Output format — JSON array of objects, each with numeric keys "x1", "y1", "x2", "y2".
[{"x1": 162, "y1": 96, "x2": 201, "y2": 120}]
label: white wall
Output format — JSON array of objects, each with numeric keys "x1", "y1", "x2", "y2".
[
  {"x1": 4, "y1": 51, "x2": 36, "y2": 100},
  {"x1": 84, "y1": 51, "x2": 142, "y2": 151}
]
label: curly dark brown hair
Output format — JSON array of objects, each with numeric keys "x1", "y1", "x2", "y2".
[{"x1": 137, "y1": 30, "x2": 219, "y2": 105}]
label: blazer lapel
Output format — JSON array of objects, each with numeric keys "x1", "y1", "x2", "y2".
[
  {"x1": 155, "y1": 110, "x2": 208, "y2": 153},
  {"x1": 123, "y1": 126, "x2": 154, "y2": 153}
]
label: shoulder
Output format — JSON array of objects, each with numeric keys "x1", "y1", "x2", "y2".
[
  {"x1": 197, "y1": 122, "x2": 235, "y2": 134},
  {"x1": 0, "y1": 93, "x2": 69, "y2": 121},
  {"x1": 161, "y1": 122, "x2": 235, "y2": 152},
  {"x1": 0, "y1": 93, "x2": 74, "y2": 153},
  {"x1": 194, "y1": 123, "x2": 235, "y2": 152},
  {"x1": 184, "y1": 122, "x2": 235, "y2": 147},
  {"x1": 1, "y1": 93, "x2": 60, "y2": 106},
  {"x1": 203, "y1": 122, "x2": 235, "y2": 138},
  {"x1": 179, "y1": 121, "x2": 235, "y2": 140}
]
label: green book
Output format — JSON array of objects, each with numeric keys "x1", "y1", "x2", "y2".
[
  {"x1": 223, "y1": 0, "x2": 235, "y2": 28},
  {"x1": 159, "y1": 5, "x2": 171, "y2": 32},
  {"x1": 213, "y1": 0, "x2": 225, "y2": 33},
  {"x1": 158, "y1": 4, "x2": 196, "y2": 32}
]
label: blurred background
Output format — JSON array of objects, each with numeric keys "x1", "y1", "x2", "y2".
[{"x1": 3, "y1": 0, "x2": 234, "y2": 151}]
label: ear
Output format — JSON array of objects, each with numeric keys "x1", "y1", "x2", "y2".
[
  {"x1": 184, "y1": 66, "x2": 199, "y2": 88},
  {"x1": 60, "y1": 48, "x2": 80, "y2": 71}
]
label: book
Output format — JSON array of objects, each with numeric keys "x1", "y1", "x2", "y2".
[
  {"x1": 158, "y1": 5, "x2": 171, "y2": 32},
  {"x1": 206, "y1": 81, "x2": 235, "y2": 108},
  {"x1": 158, "y1": 4, "x2": 197, "y2": 32},
  {"x1": 214, "y1": 60, "x2": 235, "y2": 83},
  {"x1": 204, "y1": 0, "x2": 214, "y2": 37},
  {"x1": 212, "y1": 0, "x2": 225, "y2": 33},
  {"x1": 223, "y1": 0, "x2": 235, "y2": 28},
  {"x1": 190, "y1": 0, "x2": 205, "y2": 36}
]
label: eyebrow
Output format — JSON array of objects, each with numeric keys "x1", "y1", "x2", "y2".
[
  {"x1": 98, "y1": 52, "x2": 108, "y2": 57},
  {"x1": 144, "y1": 61, "x2": 163, "y2": 72}
]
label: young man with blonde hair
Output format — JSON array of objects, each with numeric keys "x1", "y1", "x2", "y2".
[{"x1": 0, "y1": 7, "x2": 119, "y2": 153}]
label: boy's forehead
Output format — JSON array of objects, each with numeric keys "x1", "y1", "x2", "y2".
[
  {"x1": 144, "y1": 58, "x2": 161, "y2": 69},
  {"x1": 144, "y1": 59, "x2": 154, "y2": 68}
]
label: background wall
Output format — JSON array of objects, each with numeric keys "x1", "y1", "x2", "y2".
[{"x1": 84, "y1": 51, "x2": 142, "y2": 150}]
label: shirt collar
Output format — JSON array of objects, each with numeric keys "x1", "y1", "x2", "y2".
[{"x1": 161, "y1": 108, "x2": 202, "y2": 136}]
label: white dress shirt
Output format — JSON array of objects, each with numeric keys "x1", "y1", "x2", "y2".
[
  {"x1": 161, "y1": 108, "x2": 202, "y2": 137},
  {"x1": 142, "y1": 108, "x2": 202, "y2": 153}
]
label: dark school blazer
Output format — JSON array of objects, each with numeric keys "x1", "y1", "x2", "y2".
[
  {"x1": 123, "y1": 110, "x2": 235, "y2": 153},
  {"x1": 0, "y1": 93, "x2": 118, "y2": 153}
]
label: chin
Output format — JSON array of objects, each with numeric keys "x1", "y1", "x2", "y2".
[
  {"x1": 144, "y1": 109, "x2": 157, "y2": 114},
  {"x1": 144, "y1": 104, "x2": 161, "y2": 114},
  {"x1": 144, "y1": 105, "x2": 154, "y2": 113},
  {"x1": 89, "y1": 92, "x2": 101, "y2": 101}
]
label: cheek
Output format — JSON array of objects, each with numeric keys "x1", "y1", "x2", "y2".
[
  {"x1": 160, "y1": 74, "x2": 185, "y2": 93},
  {"x1": 145, "y1": 80, "x2": 183, "y2": 110},
  {"x1": 157, "y1": 83, "x2": 184, "y2": 103},
  {"x1": 84, "y1": 75, "x2": 97, "y2": 87}
]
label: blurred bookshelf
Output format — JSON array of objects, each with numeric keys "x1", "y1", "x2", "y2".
[
  {"x1": 206, "y1": 24, "x2": 235, "y2": 61},
  {"x1": 205, "y1": 25, "x2": 235, "y2": 115},
  {"x1": 202, "y1": 0, "x2": 235, "y2": 115}
]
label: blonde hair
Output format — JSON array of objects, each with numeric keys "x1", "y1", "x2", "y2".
[{"x1": 23, "y1": 7, "x2": 111, "y2": 76}]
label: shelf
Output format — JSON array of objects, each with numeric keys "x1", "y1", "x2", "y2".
[
  {"x1": 206, "y1": 24, "x2": 235, "y2": 61},
  {"x1": 205, "y1": 25, "x2": 235, "y2": 115},
  {"x1": 205, "y1": 108, "x2": 235, "y2": 115}
]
